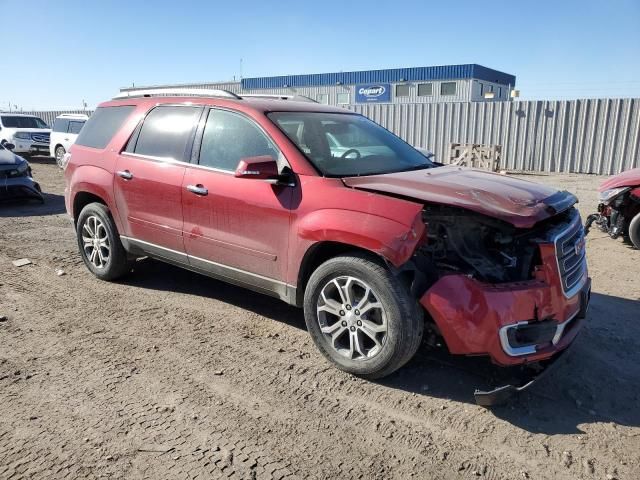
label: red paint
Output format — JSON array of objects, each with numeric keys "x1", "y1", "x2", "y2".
[
  {"x1": 599, "y1": 167, "x2": 640, "y2": 191},
  {"x1": 421, "y1": 243, "x2": 586, "y2": 366},
  {"x1": 66, "y1": 94, "x2": 589, "y2": 368},
  {"x1": 342, "y1": 167, "x2": 566, "y2": 229}
]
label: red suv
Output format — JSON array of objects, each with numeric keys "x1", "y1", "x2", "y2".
[{"x1": 64, "y1": 89, "x2": 590, "y2": 404}]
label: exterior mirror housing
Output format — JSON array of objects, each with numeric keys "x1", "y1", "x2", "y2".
[
  {"x1": 234, "y1": 156, "x2": 280, "y2": 181},
  {"x1": 3, "y1": 142, "x2": 15, "y2": 151}
]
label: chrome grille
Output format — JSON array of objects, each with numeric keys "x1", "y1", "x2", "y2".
[
  {"x1": 31, "y1": 133, "x2": 50, "y2": 144},
  {"x1": 554, "y1": 212, "x2": 587, "y2": 297}
]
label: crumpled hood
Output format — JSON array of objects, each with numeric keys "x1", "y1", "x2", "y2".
[
  {"x1": 342, "y1": 166, "x2": 577, "y2": 228},
  {"x1": 599, "y1": 167, "x2": 640, "y2": 191}
]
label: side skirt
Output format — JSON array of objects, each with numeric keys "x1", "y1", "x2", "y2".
[{"x1": 120, "y1": 236, "x2": 298, "y2": 305}]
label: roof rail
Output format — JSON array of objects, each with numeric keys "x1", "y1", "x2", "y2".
[
  {"x1": 240, "y1": 94, "x2": 318, "y2": 103},
  {"x1": 113, "y1": 88, "x2": 241, "y2": 100}
]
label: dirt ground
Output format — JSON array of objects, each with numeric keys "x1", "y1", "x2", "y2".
[{"x1": 1, "y1": 159, "x2": 639, "y2": 480}]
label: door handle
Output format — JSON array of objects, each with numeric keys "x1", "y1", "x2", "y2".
[
  {"x1": 186, "y1": 184, "x2": 208, "y2": 196},
  {"x1": 116, "y1": 170, "x2": 133, "y2": 180}
]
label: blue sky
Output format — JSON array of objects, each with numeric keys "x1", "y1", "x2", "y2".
[{"x1": 1, "y1": 0, "x2": 639, "y2": 109}]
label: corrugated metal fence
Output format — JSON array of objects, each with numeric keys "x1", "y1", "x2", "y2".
[
  {"x1": 351, "y1": 98, "x2": 640, "y2": 175},
  {"x1": 9, "y1": 110, "x2": 92, "y2": 127},
  {"x1": 13, "y1": 98, "x2": 640, "y2": 175}
]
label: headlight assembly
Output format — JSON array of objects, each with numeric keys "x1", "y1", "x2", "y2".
[
  {"x1": 13, "y1": 132, "x2": 31, "y2": 140},
  {"x1": 599, "y1": 187, "x2": 630, "y2": 204}
]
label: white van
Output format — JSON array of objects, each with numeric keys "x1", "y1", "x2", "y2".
[{"x1": 50, "y1": 114, "x2": 89, "y2": 167}]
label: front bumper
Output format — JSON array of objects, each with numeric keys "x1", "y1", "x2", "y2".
[
  {"x1": 13, "y1": 142, "x2": 50, "y2": 155},
  {"x1": 0, "y1": 176, "x2": 44, "y2": 202}
]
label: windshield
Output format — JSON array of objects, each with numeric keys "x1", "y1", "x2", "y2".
[
  {"x1": 1, "y1": 115, "x2": 48, "y2": 129},
  {"x1": 268, "y1": 112, "x2": 433, "y2": 177}
]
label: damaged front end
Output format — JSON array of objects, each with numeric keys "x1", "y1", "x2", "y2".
[
  {"x1": 401, "y1": 203, "x2": 590, "y2": 405},
  {"x1": 0, "y1": 157, "x2": 43, "y2": 203}
]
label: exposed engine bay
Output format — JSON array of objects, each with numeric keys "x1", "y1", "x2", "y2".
[{"x1": 406, "y1": 205, "x2": 577, "y2": 290}]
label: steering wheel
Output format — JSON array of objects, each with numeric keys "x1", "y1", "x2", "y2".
[{"x1": 340, "y1": 148, "x2": 361, "y2": 159}]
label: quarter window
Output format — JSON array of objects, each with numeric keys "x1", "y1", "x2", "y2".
[
  {"x1": 336, "y1": 93, "x2": 350, "y2": 105},
  {"x1": 417, "y1": 83, "x2": 433, "y2": 96},
  {"x1": 76, "y1": 106, "x2": 135, "y2": 149},
  {"x1": 395, "y1": 84, "x2": 411, "y2": 97},
  {"x1": 440, "y1": 82, "x2": 457, "y2": 96},
  {"x1": 133, "y1": 106, "x2": 201, "y2": 160},
  {"x1": 198, "y1": 109, "x2": 278, "y2": 171}
]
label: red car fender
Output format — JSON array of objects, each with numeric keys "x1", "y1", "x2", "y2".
[
  {"x1": 297, "y1": 207, "x2": 425, "y2": 268},
  {"x1": 68, "y1": 165, "x2": 124, "y2": 233}
]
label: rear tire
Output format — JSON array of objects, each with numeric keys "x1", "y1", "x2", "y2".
[
  {"x1": 629, "y1": 212, "x2": 640, "y2": 249},
  {"x1": 55, "y1": 146, "x2": 66, "y2": 168},
  {"x1": 76, "y1": 202, "x2": 131, "y2": 280},
  {"x1": 303, "y1": 252, "x2": 423, "y2": 379}
]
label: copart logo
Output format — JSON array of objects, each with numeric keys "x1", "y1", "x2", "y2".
[{"x1": 358, "y1": 86, "x2": 386, "y2": 97}]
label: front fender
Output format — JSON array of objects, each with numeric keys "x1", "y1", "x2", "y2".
[{"x1": 297, "y1": 207, "x2": 425, "y2": 267}]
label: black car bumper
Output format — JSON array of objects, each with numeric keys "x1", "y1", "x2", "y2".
[{"x1": 0, "y1": 177, "x2": 44, "y2": 202}]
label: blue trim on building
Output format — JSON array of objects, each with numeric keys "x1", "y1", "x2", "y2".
[{"x1": 241, "y1": 64, "x2": 516, "y2": 90}]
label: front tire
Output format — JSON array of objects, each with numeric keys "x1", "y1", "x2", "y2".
[
  {"x1": 54, "y1": 146, "x2": 66, "y2": 168},
  {"x1": 76, "y1": 202, "x2": 131, "y2": 280},
  {"x1": 303, "y1": 253, "x2": 423, "y2": 379},
  {"x1": 628, "y1": 212, "x2": 640, "y2": 249}
]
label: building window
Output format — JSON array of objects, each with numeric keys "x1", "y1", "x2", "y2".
[
  {"x1": 316, "y1": 93, "x2": 329, "y2": 104},
  {"x1": 337, "y1": 92, "x2": 350, "y2": 105},
  {"x1": 440, "y1": 82, "x2": 457, "y2": 96},
  {"x1": 395, "y1": 84, "x2": 411, "y2": 97},
  {"x1": 498, "y1": 87, "x2": 502, "y2": 98},
  {"x1": 478, "y1": 83, "x2": 484, "y2": 96},
  {"x1": 417, "y1": 83, "x2": 433, "y2": 96}
]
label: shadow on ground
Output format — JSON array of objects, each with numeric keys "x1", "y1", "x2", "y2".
[
  {"x1": 122, "y1": 259, "x2": 640, "y2": 434},
  {"x1": 0, "y1": 192, "x2": 66, "y2": 217}
]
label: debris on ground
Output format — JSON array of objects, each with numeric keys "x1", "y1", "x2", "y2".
[
  {"x1": 55, "y1": 268, "x2": 66, "y2": 276},
  {"x1": 12, "y1": 258, "x2": 32, "y2": 267}
]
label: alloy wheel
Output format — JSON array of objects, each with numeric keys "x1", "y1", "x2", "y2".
[
  {"x1": 316, "y1": 276, "x2": 388, "y2": 360},
  {"x1": 81, "y1": 215, "x2": 110, "y2": 269}
]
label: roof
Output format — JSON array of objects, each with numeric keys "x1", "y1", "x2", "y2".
[
  {"x1": 241, "y1": 64, "x2": 516, "y2": 90},
  {"x1": 0, "y1": 112, "x2": 43, "y2": 117},
  {"x1": 103, "y1": 96, "x2": 350, "y2": 115}
]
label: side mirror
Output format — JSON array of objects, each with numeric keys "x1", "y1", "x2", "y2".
[
  {"x1": 234, "y1": 155, "x2": 280, "y2": 182},
  {"x1": 4, "y1": 142, "x2": 15, "y2": 151}
]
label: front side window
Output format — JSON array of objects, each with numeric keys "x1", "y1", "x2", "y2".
[
  {"x1": 133, "y1": 106, "x2": 201, "y2": 160},
  {"x1": 68, "y1": 120, "x2": 85, "y2": 134},
  {"x1": 1, "y1": 116, "x2": 47, "y2": 129},
  {"x1": 76, "y1": 106, "x2": 135, "y2": 149},
  {"x1": 198, "y1": 109, "x2": 278, "y2": 171},
  {"x1": 440, "y1": 82, "x2": 457, "y2": 96},
  {"x1": 336, "y1": 93, "x2": 350, "y2": 105},
  {"x1": 53, "y1": 118, "x2": 69, "y2": 132},
  {"x1": 396, "y1": 84, "x2": 411, "y2": 97},
  {"x1": 269, "y1": 112, "x2": 434, "y2": 177}
]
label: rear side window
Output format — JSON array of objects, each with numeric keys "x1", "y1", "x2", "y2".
[
  {"x1": 53, "y1": 118, "x2": 69, "y2": 132},
  {"x1": 68, "y1": 120, "x2": 85, "y2": 134},
  {"x1": 132, "y1": 106, "x2": 201, "y2": 161},
  {"x1": 76, "y1": 106, "x2": 135, "y2": 149}
]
